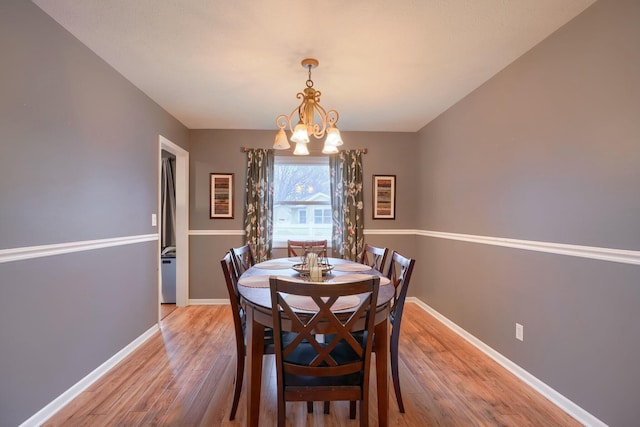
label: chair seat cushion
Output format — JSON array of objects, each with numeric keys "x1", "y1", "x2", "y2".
[
  {"x1": 285, "y1": 371, "x2": 363, "y2": 387},
  {"x1": 282, "y1": 336, "x2": 365, "y2": 387}
]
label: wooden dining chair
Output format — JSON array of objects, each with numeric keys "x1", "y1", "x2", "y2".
[
  {"x1": 287, "y1": 239, "x2": 328, "y2": 258},
  {"x1": 342, "y1": 250, "x2": 415, "y2": 418},
  {"x1": 360, "y1": 243, "x2": 389, "y2": 273},
  {"x1": 269, "y1": 276, "x2": 380, "y2": 427},
  {"x1": 220, "y1": 251, "x2": 274, "y2": 420},
  {"x1": 230, "y1": 243, "x2": 256, "y2": 275},
  {"x1": 383, "y1": 250, "x2": 415, "y2": 413}
]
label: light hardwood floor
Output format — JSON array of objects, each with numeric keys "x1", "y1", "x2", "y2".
[
  {"x1": 160, "y1": 303, "x2": 177, "y2": 320},
  {"x1": 44, "y1": 303, "x2": 581, "y2": 426}
]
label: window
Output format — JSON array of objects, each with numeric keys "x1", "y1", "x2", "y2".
[
  {"x1": 273, "y1": 156, "x2": 331, "y2": 246},
  {"x1": 314, "y1": 208, "x2": 331, "y2": 224}
]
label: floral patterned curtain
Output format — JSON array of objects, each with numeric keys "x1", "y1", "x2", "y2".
[
  {"x1": 329, "y1": 150, "x2": 365, "y2": 261},
  {"x1": 244, "y1": 149, "x2": 274, "y2": 262}
]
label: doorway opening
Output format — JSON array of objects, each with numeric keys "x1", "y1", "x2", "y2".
[{"x1": 158, "y1": 135, "x2": 189, "y2": 323}]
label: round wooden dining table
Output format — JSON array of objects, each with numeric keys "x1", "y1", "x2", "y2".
[{"x1": 238, "y1": 257, "x2": 394, "y2": 427}]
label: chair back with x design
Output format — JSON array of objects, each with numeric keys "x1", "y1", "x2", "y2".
[
  {"x1": 384, "y1": 250, "x2": 415, "y2": 413},
  {"x1": 269, "y1": 276, "x2": 379, "y2": 427},
  {"x1": 360, "y1": 243, "x2": 389, "y2": 273},
  {"x1": 386, "y1": 251, "x2": 415, "y2": 325},
  {"x1": 230, "y1": 243, "x2": 256, "y2": 276},
  {"x1": 287, "y1": 240, "x2": 328, "y2": 258}
]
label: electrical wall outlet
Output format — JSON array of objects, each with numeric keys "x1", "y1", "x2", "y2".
[
  {"x1": 516, "y1": 323, "x2": 524, "y2": 341},
  {"x1": 151, "y1": 213, "x2": 157, "y2": 227}
]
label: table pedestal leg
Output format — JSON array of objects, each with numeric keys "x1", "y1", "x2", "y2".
[{"x1": 246, "y1": 308, "x2": 264, "y2": 427}]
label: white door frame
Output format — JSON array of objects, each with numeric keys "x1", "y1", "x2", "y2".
[{"x1": 158, "y1": 135, "x2": 189, "y2": 315}]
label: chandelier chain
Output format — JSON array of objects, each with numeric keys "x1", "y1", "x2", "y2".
[{"x1": 306, "y1": 64, "x2": 313, "y2": 88}]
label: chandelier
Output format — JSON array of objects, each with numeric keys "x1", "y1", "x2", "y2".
[{"x1": 274, "y1": 58, "x2": 343, "y2": 155}]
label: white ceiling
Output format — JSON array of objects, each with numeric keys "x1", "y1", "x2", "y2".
[{"x1": 33, "y1": 0, "x2": 596, "y2": 132}]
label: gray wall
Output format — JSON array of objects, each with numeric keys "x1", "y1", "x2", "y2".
[
  {"x1": 188, "y1": 129, "x2": 419, "y2": 300},
  {"x1": 3, "y1": 0, "x2": 637, "y2": 425},
  {"x1": 416, "y1": 0, "x2": 639, "y2": 425},
  {"x1": 0, "y1": 1, "x2": 188, "y2": 425}
]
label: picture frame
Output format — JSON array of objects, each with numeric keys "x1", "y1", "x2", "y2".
[
  {"x1": 372, "y1": 175, "x2": 396, "y2": 219},
  {"x1": 210, "y1": 173, "x2": 234, "y2": 219}
]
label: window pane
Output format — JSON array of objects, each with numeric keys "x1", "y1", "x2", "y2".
[{"x1": 323, "y1": 208, "x2": 332, "y2": 224}]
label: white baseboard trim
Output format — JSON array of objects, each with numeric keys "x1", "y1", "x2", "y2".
[
  {"x1": 20, "y1": 324, "x2": 159, "y2": 427},
  {"x1": 407, "y1": 297, "x2": 606, "y2": 427},
  {"x1": 189, "y1": 298, "x2": 229, "y2": 305},
  {"x1": 0, "y1": 234, "x2": 158, "y2": 264}
]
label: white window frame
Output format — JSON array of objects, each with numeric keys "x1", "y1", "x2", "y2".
[{"x1": 273, "y1": 155, "x2": 332, "y2": 248}]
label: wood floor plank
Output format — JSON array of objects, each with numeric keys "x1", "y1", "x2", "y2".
[
  {"x1": 157, "y1": 367, "x2": 207, "y2": 425},
  {"x1": 43, "y1": 303, "x2": 582, "y2": 427},
  {"x1": 89, "y1": 350, "x2": 166, "y2": 416},
  {"x1": 136, "y1": 387, "x2": 181, "y2": 425},
  {"x1": 182, "y1": 356, "x2": 232, "y2": 426},
  {"x1": 41, "y1": 391, "x2": 99, "y2": 427}
]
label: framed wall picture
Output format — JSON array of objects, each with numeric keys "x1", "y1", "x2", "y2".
[
  {"x1": 210, "y1": 173, "x2": 234, "y2": 219},
  {"x1": 372, "y1": 175, "x2": 396, "y2": 219}
]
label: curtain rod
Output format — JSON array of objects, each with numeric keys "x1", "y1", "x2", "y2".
[{"x1": 241, "y1": 147, "x2": 367, "y2": 154}]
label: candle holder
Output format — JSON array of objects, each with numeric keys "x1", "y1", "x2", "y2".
[{"x1": 292, "y1": 252, "x2": 333, "y2": 277}]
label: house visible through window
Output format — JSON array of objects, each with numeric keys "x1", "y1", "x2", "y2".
[{"x1": 273, "y1": 156, "x2": 331, "y2": 246}]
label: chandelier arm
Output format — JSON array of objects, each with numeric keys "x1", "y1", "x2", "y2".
[
  {"x1": 276, "y1": 114, "x2": 290, "y2": 131},
  {"x1": 308, "y1": 102, "x2": 328, "y2": 139},
  {"x1": 294, "y1": 91, "x2": 307, "y2": 126},
  {"x1": 326, "y1": 110, "x2": 339, "y2": 127},
  {"x1": 309, "y1": 123, "x2": 322, "y2": 138}
]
